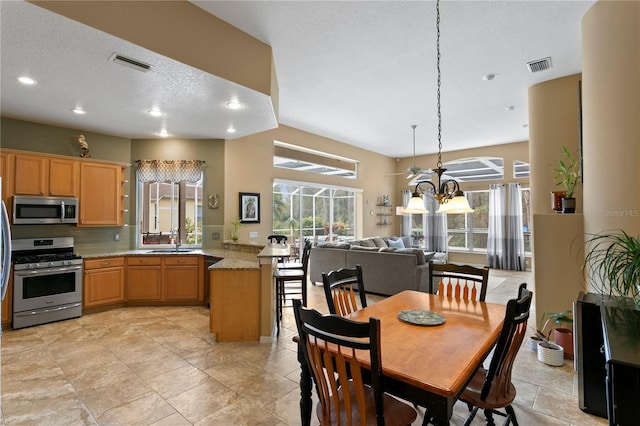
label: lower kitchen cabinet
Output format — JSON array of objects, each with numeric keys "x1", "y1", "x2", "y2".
[
  {"x1": 83, "y1": 257, "x2": 125, "y2": 308},
  {"x1": 126, "y1": 257, "x2": 162, "y2": 301},
  {"x1": 163, "y1": 256, "x2": 200, "y2": 301},
  {"x1": 126, "y1": 255, "x2": 202, "y2": 303},
  {"x1": 1, "y1": 272, "x2": 13, "y2": 327}
]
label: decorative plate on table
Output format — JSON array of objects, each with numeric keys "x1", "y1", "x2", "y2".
[{"x1": 397, "y1": 310, "x2": 446, "y2": 326}]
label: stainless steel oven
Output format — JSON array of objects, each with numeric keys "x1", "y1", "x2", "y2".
[{"x1": 11, "y1": 237, "x2": 82, "y2": 329}]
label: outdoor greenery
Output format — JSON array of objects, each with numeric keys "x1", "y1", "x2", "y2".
[{"x1": 272, "y1": 183, "x2": 355, "y2": 238}]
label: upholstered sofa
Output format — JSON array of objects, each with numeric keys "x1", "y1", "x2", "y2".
[{"x1": 308, "y1": 236, "x2": 436, "y2": 296}]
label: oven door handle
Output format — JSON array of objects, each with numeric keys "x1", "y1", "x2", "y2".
[
  {"x1": 14, "y1": 265, "x2": 83, "y2": 276},
  {"x1": 13, "y1": 302, "x2": 82, "y2": 317}
]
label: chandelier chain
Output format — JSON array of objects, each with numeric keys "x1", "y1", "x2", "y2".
[{"x1": 436, "y1": 0, "x2": 442, "y2": 169}]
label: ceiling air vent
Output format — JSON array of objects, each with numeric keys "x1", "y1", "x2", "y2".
[
  {"x1": 526, "y1": 57, "x2": 552, "y2": 73},
  {"x1": 109, "y1": 53, "x2": 153, "y2": 73}
]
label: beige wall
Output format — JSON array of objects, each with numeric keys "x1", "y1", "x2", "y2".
[
  {"x1": 528, "y1": 74, "x2": 583, "y2": 216},
  {"x1": 224, "y1": 124, "x2": 397, "y2": 244},
  {"x1": 528, "y1": 74, "x2": 585, "y2": 325},
  {"x1": 582, "y1": 0, "x2": 640, "y2": 244},
  {"x1": 393, "y1": 141, "x2": 530, "y2": 265}
]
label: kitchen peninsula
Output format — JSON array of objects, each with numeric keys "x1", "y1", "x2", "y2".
[{"x1": 209, "y1": 242, "x2": 290, "y2": 342}]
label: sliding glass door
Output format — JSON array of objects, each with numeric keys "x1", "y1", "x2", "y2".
[{"x1": 273, "y1": 181, "x2": 357, "y2": 245}]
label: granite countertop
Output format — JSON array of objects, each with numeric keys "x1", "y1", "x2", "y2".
[{"x1": 79, "y1": 248, "x2": 260, "y2": 270}]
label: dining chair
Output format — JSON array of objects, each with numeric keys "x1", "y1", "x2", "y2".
[
  {"x1": 293, "y1": 299, "x2": 417, "y2": 426},
  {"x1": 458, "y1": 282, "x2": 533, "y2": 426},
  {"x1": 277, "y1": 239, "x2": 311, "y2": 270},
  {"x1": 322, "y1": 264, "x2": 368, "y2": 316},
  {"x1": 274, "y1": 239, "x2": 311, "y2": 335},
  {"x1": 428, "y1": 262, "x2": 490, "y2": 302}
]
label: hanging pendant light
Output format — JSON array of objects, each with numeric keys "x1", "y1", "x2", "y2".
[{"x1": 405, "y1": 0, "x2": 473, "y2": 215}]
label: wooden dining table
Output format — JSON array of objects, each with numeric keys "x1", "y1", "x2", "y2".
[{"x1": 296, "y1": 290, "x2": 507, "y2": 426}]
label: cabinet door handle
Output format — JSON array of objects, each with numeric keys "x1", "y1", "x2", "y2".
[{"x1": 100, "y1": 261, "x2": 111, "y2": 266}]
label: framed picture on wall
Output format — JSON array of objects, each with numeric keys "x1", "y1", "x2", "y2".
[{"x1": 239, "y1": 192, "x2": 260, "y2": 223}]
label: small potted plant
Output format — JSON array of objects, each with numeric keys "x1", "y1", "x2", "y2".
[
  {"x1": 411, "y1": 230, "x2": 424, "y2": 247},
  {"x1": 542, "y1": 310, "x2": 573, "y2": 360},
  {"x1": 227, "y1": 217, "x2": 242, "y2": 241},
  {"x1": 582, "y1": 230, "x2": 640, "y2": 306},
  {"x1": 552, "y1": 146, "x2": 581, "y2": 213},
  {"x1": 531, "y1": 311, "x2": 572, "y2": 366}
]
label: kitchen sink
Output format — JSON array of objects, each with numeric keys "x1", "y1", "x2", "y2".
[{"x1": 146, "y1": 249, "x2": 194, "y2": 253}]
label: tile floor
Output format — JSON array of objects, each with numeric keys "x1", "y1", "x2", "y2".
[{"x1": 1, "y1": 269, "x2": 609, "y2": 425}]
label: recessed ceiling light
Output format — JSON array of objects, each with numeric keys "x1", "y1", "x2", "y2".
[
  {"x1": 482, "y1": 73, "x2": 498, "y2": 81},
  {"x1": 505, "y1": 105, "x2": 518, "y2": 111},
  {"x1": 147, "y1": 108, "x2": 163, "y2": 117},
  {"x1": 157, "y1": 129, "x2": 169, "y2": 137},
  {"x1": 226, "y1": 101, "x2": 242, "y2": 110},
  {"x1": 18, "y1": 76, "x2": 37, "y2": 85},
  {"x1": 72, "y1": 107, "x2": 86, "y2": 115},
  {"x1": 227, "y1": 126, "x2": 236, "y2": 134}
]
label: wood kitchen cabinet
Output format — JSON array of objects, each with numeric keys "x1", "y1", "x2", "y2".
[
  {"x1": 163, "y1": 256, "x2": 201, "y2": 301},
  {"x1": 0, "y1": 152, "x2": 12, "y2": 211},
  {"x1": 1, "y1": 272, "x2": 13, "y2": 328},
  {"x1": 83, "y1": 257, "x2": 125, "y2": 308},
  {"x1": 126, "y1": 255, "x2": 202, "y2": 303},
  {"x1": 126, "y1": 257, "x2": 162, "y2": 301},
  {"x1": 13, "y1": 153, "x2": 78, "y2": 197},
  {"x1": 79, "y1": 162, "x2": 123, "y2": 226}
]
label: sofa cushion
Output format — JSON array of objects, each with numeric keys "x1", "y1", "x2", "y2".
[
  {"x1": 372, "y1": 237, "x2": 387, "y2": 248},
  {"x1": 316, "y1": 242, "x2": 351, "y2": 249},
  {"x1": 359, "y1": 238, "x2": 377, "y2": 248},
  {"x1": 387, "y1": 238, "x2": 405, "y2": 249},
  {"x1": 396, "y1": 248, "x2": 426, "y2": 265},
  {"x1": 350, "y1": 245, "x2": 379, "y2": 251}
]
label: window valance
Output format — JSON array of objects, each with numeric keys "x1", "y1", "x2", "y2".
[{"x1": 135, "y1": 160, "x2": 204, "y2": 183}]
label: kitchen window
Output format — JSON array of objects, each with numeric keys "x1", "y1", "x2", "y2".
[{"x1": 135, "y1": 160, "x2": 204, "y2": 247}]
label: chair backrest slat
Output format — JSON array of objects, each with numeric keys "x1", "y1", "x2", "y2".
[
  {"x1": 322, "y1": 265, "x2": 368, "y2": 316},
  {"x1": 430, "y1": 262, "x2": 490, "y2": 302}
]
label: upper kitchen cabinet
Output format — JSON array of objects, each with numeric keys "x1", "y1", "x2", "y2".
[
  {"x1": 79, "y1": 162, "x2": 125, "y2": 226},
  {"x1": 0, "y1": 152, "x2": 12, "y2": 207},
  {"x1": 13, "y1": 153, "x2": 78, "y2": 197}
]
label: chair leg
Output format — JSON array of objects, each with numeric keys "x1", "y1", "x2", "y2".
[
  {"x1": 484, "y1": 408, "x2": 495, "y2": 426},
  {"x1": 462, "y1": 406, "x2": 478, "y2": 426},
  {"x1": 504, "y1": 405, "x2": 518, "y2": 426}
]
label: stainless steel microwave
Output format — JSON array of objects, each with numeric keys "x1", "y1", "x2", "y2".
[{"x1": 12, "y1": 196, "x2": 79, "y2": 225}]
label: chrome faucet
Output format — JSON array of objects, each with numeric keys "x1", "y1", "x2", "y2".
[{"x1": 174, "y1": 241, "x2": 182, "y2": 252}]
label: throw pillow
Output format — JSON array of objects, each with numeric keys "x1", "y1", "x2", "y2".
[
  {"x1": 423, "y1": 251, "x2": 436, "y2": 262},
  {"x1": 360, "y1": 238, "x2": 377, "y2": 248},
  {"x1": 372, "y1": 237, "x2": 387, "y2": 248},
  {"x1": 387, "y1": 238, "x2": 405, "y2": 249},
  {"x1": 379, "y1": 247, "x2": 398, "y2": 253}
]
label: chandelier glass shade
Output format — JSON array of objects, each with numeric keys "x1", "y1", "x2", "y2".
[{"x1": 403, "y1": 0, "x2": 473, "y2": 215}]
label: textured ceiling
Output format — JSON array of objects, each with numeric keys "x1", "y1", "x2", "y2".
[{"x1": 1, "y1": 0, "x2": 595, "y2": 158}]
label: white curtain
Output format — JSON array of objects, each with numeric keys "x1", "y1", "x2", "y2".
[
  {"x1": 424, "y1": 196, "x2": 448, "y2": 252},
  {"x1": 400, "y1": 190, "x2": 412, "y2": 236},
  {"x1": 487, "y1": 183, "x2": 525, "y2": 270}
]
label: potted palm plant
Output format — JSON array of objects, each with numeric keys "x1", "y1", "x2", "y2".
[
  {"x1": 582, "y1": 230, "x2": 640, "y2": 306},
  {"x1": 552, "y1": 146, "x2": 581, "y2": 213}
]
